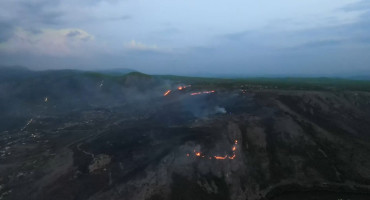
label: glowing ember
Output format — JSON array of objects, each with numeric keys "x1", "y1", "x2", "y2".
[
  {"x1": 163, "y1": 90, "x2": 171, "y2": 96},
  {"x1": 188, "y1": 139, "x2": 239, "y2": 160},
  {"x1": 228, "y1": 154, "x2": 236, "y2": 159},
  {"x1": 190, "y1": 92, "x2": 202, "y2": 96},
  {"x1": 178, "y1": 85, "x2": 191, "y2": 91},
  {"x1": 214, "y1": 155, "x2": 228, "y2": 160},
  {"x1": 203, "y1": 90, "x2": 215, "y2": 94}
]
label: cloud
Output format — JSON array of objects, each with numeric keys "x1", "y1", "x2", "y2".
[
  {"x1": 124, "y1": 40, "x2": 159, "y2": 52},
  {"x1": 293, "y1": 39, "x2": 344, "y2": 49},
  {"x1": 341, "y1": 0, "x2": 370, "y2": 12},
  {"x1": 0, "y1": 21, "x2": 14, "y2": 42},
  {"x1": 19, "y1": 1, "x2": 63, "y2": 25},
  {"x1": 105, "y1": 15, "x2": 131, "y2": 21},
  {"x1": 0, "y1": 28, "x2": 95, "y2": 56},
  {"x1": 1, "y1": 0, "x2": 64, "y2": 26},
  {"x1": 224, "y1": 31, "x2": 253, "y2": 41},
  {"x1": 0, "y1": 0, "x2": 65, "y2": 44},
  {"x1": 0, "y1": 0, "x2": 369, "y2": 75}
]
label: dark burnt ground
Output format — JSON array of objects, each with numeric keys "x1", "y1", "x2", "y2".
[
  {"x1": 37, "y1": 114, "x2": 228, "y2": 199},
  {"x1": 266, "y1": 184, "x2": 370, "y2": 200},
  {"x1": 2, "y1": 87, "x2": 370, "y2": 200},
  {"x1": 170, "y1": 173, "x2": 230, "y2": 200}
]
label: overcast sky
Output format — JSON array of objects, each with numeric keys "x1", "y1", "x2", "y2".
[{"x1": 0, "y1": 0, "x2": 369, "y2": 76}]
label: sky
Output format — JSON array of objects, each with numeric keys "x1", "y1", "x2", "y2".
[{"x1": 0, "y1": 0, "x2": 370, "y2": 76}]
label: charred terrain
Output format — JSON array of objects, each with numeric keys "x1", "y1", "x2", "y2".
[{"x1": 1, "y1": 67, "x2": 370, "y2": 200}]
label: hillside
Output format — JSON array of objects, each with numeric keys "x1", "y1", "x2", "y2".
[{"x1": 1, "y1": 68, "x2": 370, "y2": 200}]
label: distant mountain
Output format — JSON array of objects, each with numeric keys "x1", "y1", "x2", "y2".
[
  {"x1": 0, "y1": 65, "x2": 34, "y2": 81},
  {"x1": 0, "y1": 65, "x2": 30, "y2": 72},
  {"x1": 348, "y1": 75, "x2": 370, "y2": 80},
  {"x1": 93, "y1": 68, "x2": 136, "y2": 76}
]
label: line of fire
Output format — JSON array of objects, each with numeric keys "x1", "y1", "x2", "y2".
[
  {"x1": 187, "y1": 140, "x2": 238, "y2": 160},
  {"x1": 163, "y1": 84, "x2": 216, "y2": 96}
]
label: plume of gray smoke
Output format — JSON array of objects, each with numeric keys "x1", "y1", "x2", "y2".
[{"x1": 214, "y1": 106, "x2": 226, "y2": 114}]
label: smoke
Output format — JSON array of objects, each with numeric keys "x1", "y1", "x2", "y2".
[
  {"x1": 0, "y1": 67, "x2": 231, "y2": 131},
  {"x1": 214, "y1": 106, "x2": 227, "y2": 114},
  {"x1": 0, "y1": 68, "x2": 174, "y2": 130}
]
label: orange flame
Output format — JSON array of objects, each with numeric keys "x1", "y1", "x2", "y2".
[
  {"x1": 163, "y1": 90, "x2": 171, "y2": 96},
  {"x1": 203, "y1": 90, "x2": 215, "y2": 94},
  {"x1": 188, "y1": 139, "x2": 238, "y2": 160},
  {"x1": 178, "y1": 85, "x2": 191, "y2": 91},
  {"x1": 214, "y1": 155, "x2": 228, "y2": 160},
  {"x1": 190, "y1": 92, "x2": 202, "y2": 96}
]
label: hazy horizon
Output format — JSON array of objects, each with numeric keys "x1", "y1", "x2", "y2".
[{"x1": 1, "y1": 0, "x2": 370, "y2": 76}]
